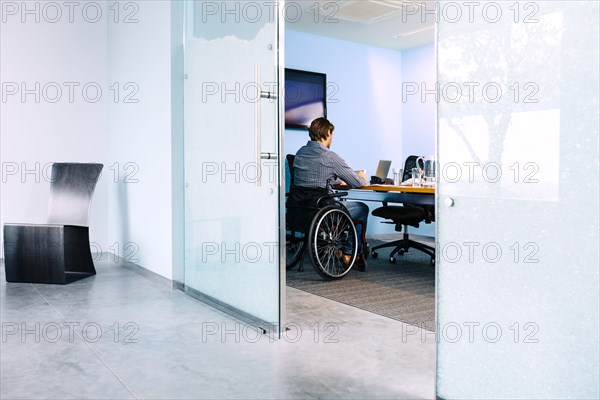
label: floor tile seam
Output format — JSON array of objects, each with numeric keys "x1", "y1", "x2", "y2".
[{"x1": 29, "y1": 284, "x2": 140, "y2": 400}]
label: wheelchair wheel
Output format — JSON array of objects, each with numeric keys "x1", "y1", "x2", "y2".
[
  {"x1": 286, "y1": 233, "x2": 305, "y2": 270},
  {"x1": 307, "y1": 205, "x2": 358, "y2": 280}
]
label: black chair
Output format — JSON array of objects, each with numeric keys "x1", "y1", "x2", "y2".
[
  {"x1": 370, "y1": 156, "x2": 435, "y2": 265},
  {"x1": 3, "y1": 163, "x2": 103, "y2": 284}
]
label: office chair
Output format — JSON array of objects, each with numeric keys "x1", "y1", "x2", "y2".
[
  {"x1": 3, "y1": 163, "x2": 103, "y2": 284},
  {"x1": 370, "y1": 155, "x2": 435, "y2": 265}
]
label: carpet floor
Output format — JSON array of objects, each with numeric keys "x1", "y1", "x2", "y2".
[{"x1": 286, "y1": 241, "x2": 436, "y2": 331}]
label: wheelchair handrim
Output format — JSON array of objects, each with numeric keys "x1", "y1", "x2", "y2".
[{"x1": 309, "y1": 207, "x2": 358, "y2": 279}]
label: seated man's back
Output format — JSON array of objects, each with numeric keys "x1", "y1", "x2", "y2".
[{"x1": 293, "y1": 119, "x2": 366, "y2": 190}]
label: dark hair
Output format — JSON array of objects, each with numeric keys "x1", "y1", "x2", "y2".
[{"x1": 308, "y1": 118, "x2": 334, "y2": 141}]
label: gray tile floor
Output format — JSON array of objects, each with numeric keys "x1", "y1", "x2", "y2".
[{"x1": 1, "y1": 261, "x2": 435, "y2": 399}]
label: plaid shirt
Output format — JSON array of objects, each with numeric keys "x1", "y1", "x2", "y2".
[{"x1": 293, "y1": 141, "x2": 367, "y2": 191}]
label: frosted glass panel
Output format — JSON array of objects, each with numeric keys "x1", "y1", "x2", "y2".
[
  {"x1": 436, "y1": 1, "x2": 599, "y2": 398},
  {"x1": 184, "y1": 1, "x2": 283, "y2": 328}
]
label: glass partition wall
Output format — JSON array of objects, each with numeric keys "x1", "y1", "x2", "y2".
[
  {"x1": 436, "y1": 1, "x2": 599, "y2": 398},
  {"x1": 183, "y1": 1, "x2": 285, "y2": 335}
]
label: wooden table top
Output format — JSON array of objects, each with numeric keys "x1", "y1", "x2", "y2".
[{"x1": 335, "y1": 184, "x2": 435, "y2": 194}]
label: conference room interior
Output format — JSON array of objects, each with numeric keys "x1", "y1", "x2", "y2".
[{"x1": 281, "y1": 4, "x2": 437, "y2": 330}]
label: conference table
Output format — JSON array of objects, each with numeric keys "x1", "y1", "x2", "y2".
[{"x1": 334, "y1": 184, "x2": 435, "y2": 206}]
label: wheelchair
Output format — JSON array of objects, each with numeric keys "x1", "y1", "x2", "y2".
[{"x1": 285, "y1": 186, "x2": 359, "y2": 280}]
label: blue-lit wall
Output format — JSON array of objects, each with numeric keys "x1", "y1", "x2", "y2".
[
  {"x1": 401, "y1": 43, "x2": 436, "y2": 162},
  {"x1": 401, "y1": 43, "x2": 436, "y2": 237}
]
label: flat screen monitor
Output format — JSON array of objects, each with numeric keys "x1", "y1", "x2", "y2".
[{"x1": 284, "y1": 68, "x2": 326, "y2": 130}]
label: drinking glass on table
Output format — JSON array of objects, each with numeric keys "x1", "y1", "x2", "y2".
[
  {"x1": 394, "y1": 168, "x2": 403, "y2": 186},
  {"x1": 424, "y1": 159, "x2": 436, "y2": 186},
  {"x1": 411, "y1": 167, "x2": 422, "y2": 187}
]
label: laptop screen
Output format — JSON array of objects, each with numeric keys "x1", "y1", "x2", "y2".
[{"x1": 374, "y1": 160, "x2": 392, "y2": 179}]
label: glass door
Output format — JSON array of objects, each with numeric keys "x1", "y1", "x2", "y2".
[
  {"x1": 436, "y1": 1, "x2": 599, "y2": 398},
  {"x1": 183, "y1": 1, "x2": 285, "y2": 334}
]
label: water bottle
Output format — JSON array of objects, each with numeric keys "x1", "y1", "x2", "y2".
[{"x1": 424, "y1": 155, "x2": 436, "y2": 185}]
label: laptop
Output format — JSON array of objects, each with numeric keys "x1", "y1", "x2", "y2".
[
  {"x1": 355, "y1": 160, "x2": 392, "y2": 184},
  {"x1": 373, "y1": 160, "x2": 392, "y2": 180}
]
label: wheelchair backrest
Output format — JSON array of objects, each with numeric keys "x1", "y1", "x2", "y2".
[{"x1": 286, "y1": 186, "x2": 336, "y2": 234}]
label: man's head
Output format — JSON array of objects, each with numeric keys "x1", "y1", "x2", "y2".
[{"x1": 309, "y1": 117, "x2": 334, "y2": 148}]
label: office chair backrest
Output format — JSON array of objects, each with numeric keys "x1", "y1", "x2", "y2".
[
  {"x1": 402, "y1": 155, "x2": 425, "y2": 182},
  {"x1": 402, "y1": 155, "x2": 435, "y2": 223},
  {"x1": 47, "y1": 163, "x2": 104, "y2": 227}
]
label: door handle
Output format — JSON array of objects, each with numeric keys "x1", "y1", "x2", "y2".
[
  {"x1": 444, "y1": 197, "x2": 455, "y2": 207},
  {"x1": 255, "y1": 63, "x2": 279, "y2": 187},
  {"x1": 260, "y1": 152, "x2": 278, "y2": 160},
  {"x1": 260, "y1": 91, "x2": 277, "y2": 99}
]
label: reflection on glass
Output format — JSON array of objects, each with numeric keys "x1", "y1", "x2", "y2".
[
  {"x1": 436, "y1": 1, "x2": 599, "y2": 399},
  {"x1": 438, "y1": 5, "x2": 565, "y2": 201}
]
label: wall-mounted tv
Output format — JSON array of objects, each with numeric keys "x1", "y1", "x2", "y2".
[{"x1": 284, "y1": 68, "x2": 326, "y2": 130}]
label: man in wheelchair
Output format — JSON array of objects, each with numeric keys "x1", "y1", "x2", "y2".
[{"x1": 289, "y1": 117, "x2": 370, "y2": 275}]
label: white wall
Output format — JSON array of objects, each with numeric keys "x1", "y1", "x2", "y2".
[
  {"x1": 0, "y1": 1, "x2": 180, "y2": 281},
  {"x1": 107, "y1": 0, "x2": 177, "y2": 280},
  {"x1": 0, "y1": 0, "x2": 109, "y2": 253}
]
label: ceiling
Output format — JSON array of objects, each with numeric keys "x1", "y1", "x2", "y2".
[{"x1": 285, "y1": 1, "x2": 436, "y2": 51}]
